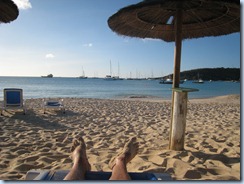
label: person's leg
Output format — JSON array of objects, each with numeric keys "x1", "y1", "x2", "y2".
[
  {"x1": 64, "y1": 136, "x2": 91, "y2": 180},
  {"x1": 109, "y1": 137, "x2": 139, "y2": 180}
]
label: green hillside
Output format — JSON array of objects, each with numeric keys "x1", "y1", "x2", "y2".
[{"x1": 163, "y1": 68, "x2": 240, "y2": 81}]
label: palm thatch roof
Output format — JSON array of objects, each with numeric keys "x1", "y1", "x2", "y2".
[
  {"x1": 108, "y1": 0, "x2": 240, "y2": 42},
  {"x1": 0, "y1": 0, "x2": 19, "y2": 23}
]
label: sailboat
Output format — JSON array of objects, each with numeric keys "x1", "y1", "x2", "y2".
[
  {"x1": 113, "y1": 62, "x2": 123, "y2": 80},
  {"x1": 78, "y1": 67, "x2": 88, "y2": 79},
  {"x1": 126, "y1": 72, "x2": 133, "y2": 80},
  {"x1": 105, "y1": 60, "x2": 114, "y2": 80},
  {"x1": 192, "y1": 73, "x2": 204, "y2": 83}
]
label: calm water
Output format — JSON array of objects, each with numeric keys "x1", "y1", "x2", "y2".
[{"x1": 0, "y1": 77, "x2": 240, "y2": 100}]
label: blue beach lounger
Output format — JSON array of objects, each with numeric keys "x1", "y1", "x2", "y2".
[
  {"x1": 43, "y1": 99, "x2": 65, "y2": 114},
  {"x1": 26, "y1": 170, "x2": 172, "y2": 181},
  {"x1": 1, "y1": 88, "x2": 26, "y2": 115}
]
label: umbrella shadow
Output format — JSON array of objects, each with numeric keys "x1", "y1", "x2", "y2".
[
  {"x1": 188, "y1": 150, "x2": 240, "y2": 166},
  {"x1": 8, "y1": 109, "x2": 79, "y2": 131},
  {"x1": 172, "y1": 149, "x2": 239, "y2": 177},
  {"x1": 144, "y1": 149, "x2": 239, "y2": 180}
]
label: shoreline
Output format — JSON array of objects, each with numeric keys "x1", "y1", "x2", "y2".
[
  {"x1": 92, "y1": 94, "x2": 240, "y2": 104},
  {"x1": 0, "y1": 94, "x2": 240, "y2": 180},
  {"x1": 14, "y1": 93, "x2": 240, "y2": 102}
]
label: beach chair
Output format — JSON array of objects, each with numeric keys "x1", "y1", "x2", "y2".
[
  {"x1": 26, "y1": 170, "x2": 172, "y2": 181},
  {"x1": 0, "y1": 88, "x2": 26, "y2": 115},
  {"x1": 43, "y1": 99, "x2": 65, "y2": 114}
]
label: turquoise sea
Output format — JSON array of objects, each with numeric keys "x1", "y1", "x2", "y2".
[{"x1": 0, "y1": 77, "x2": 240, "y2": 100}]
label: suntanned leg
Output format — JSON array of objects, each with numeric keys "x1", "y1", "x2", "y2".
[
  {"x1": 109, "y1": 137, "x2": 139, "y2": 180},
  {"x1": 64, "y1": 136, "x2": 91, "y2": 180}
]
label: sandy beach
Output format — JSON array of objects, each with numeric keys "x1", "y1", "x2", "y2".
[{"x1": 0, "y1": 94, "x2": 240, "y2": 180}]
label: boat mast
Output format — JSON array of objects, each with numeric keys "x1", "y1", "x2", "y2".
[
  {"x1": 118, "y1": 62, "x2": 120, "y2": 77},
  {"x1": 82, "y1": 66, "x2": 85, "y2": 77},
  {"x1": 110, "y1": 60, "x2": 112, "y2": 76}
]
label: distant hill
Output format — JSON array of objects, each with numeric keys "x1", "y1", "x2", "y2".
[{"x1": 162, "y1": 67, "x2": 240, "y2": 81}]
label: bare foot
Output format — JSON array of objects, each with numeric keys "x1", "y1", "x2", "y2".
[
  {"x1": 64, "y1": 136, "x2": 91, "y2": 180},
  {"x1": 109, "y1": 137, "x2": 139, "y2": 169},
  {"x1": 70, "y1": 136, "x2": 91, "y2": 171}
]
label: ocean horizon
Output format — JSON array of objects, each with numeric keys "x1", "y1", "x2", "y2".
[{"x1": 0, "y1": 76, "x2": 240, "y2": 100}]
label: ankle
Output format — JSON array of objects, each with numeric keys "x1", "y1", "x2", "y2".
[{"x1": 116, "y1": 156, "x2": 127, "y2": 166}]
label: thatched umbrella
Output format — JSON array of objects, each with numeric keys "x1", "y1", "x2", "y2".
[
  {"x1": 0, "y1": 0, "x2": 19, "y2": 23},
  {"x1": 108, "y1": 0, "x2": 240, "y2": 150}
]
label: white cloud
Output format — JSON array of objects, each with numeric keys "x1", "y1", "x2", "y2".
[
  {"x1": 12, "y1": 0, "x2": 32, "y2": 10},
  {"x1": 45, "y1": 54, "x2": 55, "y2": 59},
  {"x1": 83, "y1": 43, "x2": 93, "y2": 47}
]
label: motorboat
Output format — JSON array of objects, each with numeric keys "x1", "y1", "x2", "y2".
[
  {"x1": 192, "y1": 79, "x2": 204, "y2": 84},
  {"x1": 159, "y1": 78, "x2": 184, "y2": 84}
]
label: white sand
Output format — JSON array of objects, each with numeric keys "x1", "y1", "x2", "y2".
[{"x1": 0, "y1": 95, "x2": 240, "y2": 180}]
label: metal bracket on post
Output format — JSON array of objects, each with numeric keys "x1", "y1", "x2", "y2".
[{"x1": 169, "y1": 88, "x2": 198, "y2": 151}]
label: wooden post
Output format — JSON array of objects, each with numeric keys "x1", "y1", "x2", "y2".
[
  {"x1": 169, "y1": 88, "x2": 198, "y2": 150},
  {"x1": 169, "y1": 3, "x2": 184, "y2": 150},
  {"x1": 169, "y1": 90, "x2": 187, "y2": 150}
]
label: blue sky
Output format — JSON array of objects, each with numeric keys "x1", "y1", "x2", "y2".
[{"x1": 0, "y1": 0, "x2": 241, "y2": 79}]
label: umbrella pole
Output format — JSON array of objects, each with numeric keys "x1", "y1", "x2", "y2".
[
  {"x1": 169, "y1": 6, "x2": 185, "y2": 150},
  {"x1": 173, "y1": 7, "x2": 182, "y2": 88}
]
